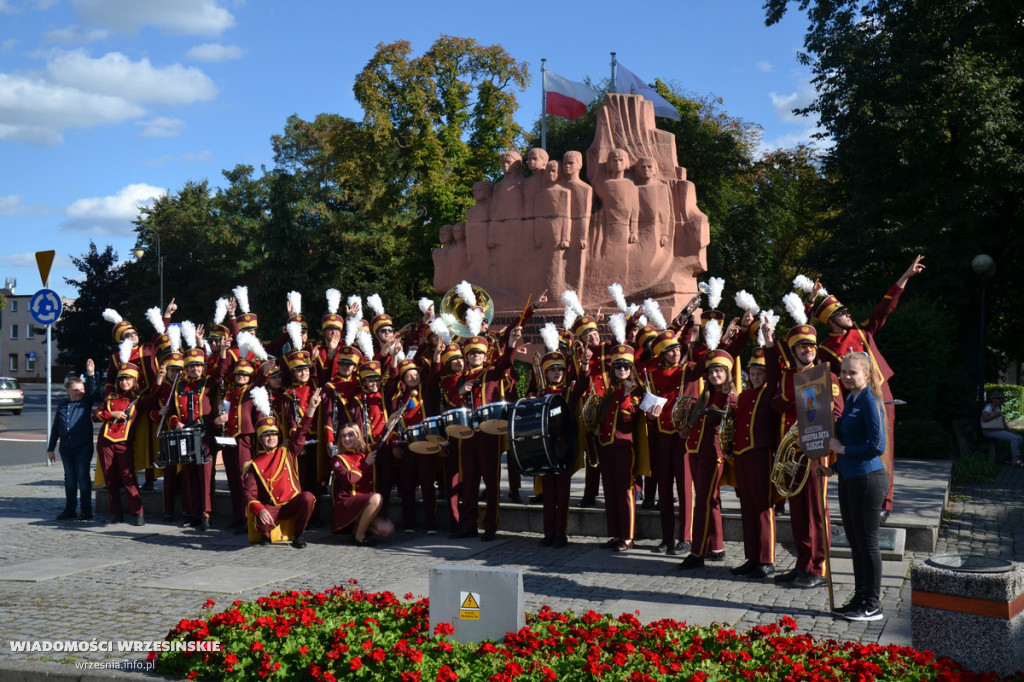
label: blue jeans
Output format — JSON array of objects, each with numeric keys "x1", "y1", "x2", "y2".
[
  {"x1": 838, "y1": 468, "x2": 888, "y2": 611},
  {"x1": 60, "y1": 445, "x2": 94, "y2": 514},
  {"x1": 983, "y1": 430, "x2": 1022, "y2": 460}
]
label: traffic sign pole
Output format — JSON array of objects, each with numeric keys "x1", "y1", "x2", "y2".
[{"x1": 30, "y1": 283, "x2": 62, "y2": 468}]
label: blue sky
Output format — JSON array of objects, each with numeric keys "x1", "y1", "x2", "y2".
[{"x1": 0, "y1": 0, "x2": 818, "y2": 301}]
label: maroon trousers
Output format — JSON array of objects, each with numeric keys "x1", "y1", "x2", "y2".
[
  {"x1": 397, "y1": 446, "x2": 438, "y2": 530},
  {"x1": 222, "y1": 435, "x2": 254, "y2": 524},
  {"x1": 459, "y1": 433, "x2": 500, "y2": 533},
  {"x1": 374, "y1": 447, "x2": 397, "y2": 518},
  {"x1": 97, "y1": 440, "x2": 142, "y2": 516},
  {"x1": 598, "y1": 443, "x2": 635, "y2": 540},
  {"x1": 441, "y1": 446, "x2": 460, "y2": 529},
  {"x1": 255, "y1": 491, "x2": 316, "y2": 537},
  {"x1": 540, "y1": 471, "x2": 572, "y2": 539},
  {"x1": 649, "y1": 430, "x2": 693, "y2": 544},
  {"x1": 690, "y1": 450, "x2": 725, "y2": 556},
  {"x1": 183, "y1": 459, "x2": 213, "y2": 516},
  {"x1": 790, "y1": 460, "x2": 829, "y2": 576},
  {"x1": 733, "y1": 448, "x2": 776, "y2": 564},
  {"x1": 161, "y1": 465, "x2": 187, "y2": 517},
  {"x1": 581, "y1": 433, "x2": 601, "y2": 500}
]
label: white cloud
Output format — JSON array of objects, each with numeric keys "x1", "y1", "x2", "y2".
[
  {"x1": 2, "y1": 39, "x2": 17, "y2": 50},
  {"x1": 64, "y1": 183, "x2": 166, "y2": 235},
  {"x1": 757, "y1": 61, "x2": 773, "y2": 73},
  {"x1": 145, "y1": 149, "x2": 213, "y2": 166},
  {"x1": 72, "y1": 0, "x2": 235, "y2": 36},
  {"x1": 0, "y1": 0, "x2": 12, "y2": 13},
  {"x1": 186, "y1": 42, "x2": 243, "y2": 62},
  {"x1": 0, "y1": 194, "x2": 50, "y2": 215},
  {"x1": 47, "y1": 50, "x2": 217, "y2": 105},
  {"x1": 0, "y1": 72, "x2": 145, "y2": 145},
  {"x1": 136, "y1": 116, "x2": 185, "y2": 137},
  {"x1": 770, "y1": 80, "x2": 817, "y2": 124},
  {"x1": 43, "y1": 25, "x2": 111, "y2": 44}
]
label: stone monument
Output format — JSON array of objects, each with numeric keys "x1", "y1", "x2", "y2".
[{"x1": 432, "y1": 92, "x2": 709, "y2": 320}]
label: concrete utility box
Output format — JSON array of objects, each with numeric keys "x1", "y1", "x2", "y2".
[
  {"x1": 429, "y1": 565, "x2": 525, "y2": 644},
  {"x1": 911, "y1": 555, "x2": 1024, "y2": 676}
]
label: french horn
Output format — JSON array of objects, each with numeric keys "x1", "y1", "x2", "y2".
[{"x1": 771, "y1": 425, "x2": 811, "y2": 498}]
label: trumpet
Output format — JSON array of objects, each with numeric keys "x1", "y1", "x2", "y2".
[{"x1": 672, "y1": 281, "x2": 710, "y2": 328}]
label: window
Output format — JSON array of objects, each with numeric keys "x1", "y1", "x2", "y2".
[
  {"x1": 9, "y1": 324, "x2": 17, "y2": 339},
  {"x1": 25, "y1": 325, "x2": 34, "y2": 339},
  {"x1": 10, "y1": 301, "x2": 17, "y2": 312},
  {"x1": 25, "y1": 354, "x2": 35, "y2": 372},
  {"x1": 9, "y1": 354, "x2": 17, "y2": 372}
]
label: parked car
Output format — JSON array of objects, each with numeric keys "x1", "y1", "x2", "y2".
[{"x1": 0, "y1": 377, "x2": 24, "y2": 415}]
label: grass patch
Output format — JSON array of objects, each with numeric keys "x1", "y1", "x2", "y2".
[{"x1": 952, "y1": 451, "x2": 999, "y2": 485}]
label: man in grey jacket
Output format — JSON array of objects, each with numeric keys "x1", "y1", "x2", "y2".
[{"x1": 48, "y1": 359, "x2": 100, "y2": 520}]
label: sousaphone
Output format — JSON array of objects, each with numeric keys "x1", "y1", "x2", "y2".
[{"x1": 440, "y1": 283, "x2": 494, "y2": 338}]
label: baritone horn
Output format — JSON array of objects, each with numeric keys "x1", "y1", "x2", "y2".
[
  {"x1": 440, "y1": 283, "x2": 494, "y2": 338},
  {"x1": 770, "y1": 426, "x2": 810, "y2": 498}
]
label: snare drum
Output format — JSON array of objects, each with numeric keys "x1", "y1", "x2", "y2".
[
  {"x1": 421, "y1": 415, "x2": 448, "y2": 444},
  {"x1": 158, "y1": 426, "x2": 205, "y2": 466},
  {"x1": 508, "y1": 394, "x2": 574, "y2": 476},
  {"x1": 473, "y1": 401, "x2": 510, "y2": 435},
  {"x1": 403, "y1": 422, "x2": 440, "y2": 454},
  {"x1": 442, "y1": 407, "x2": 474, "y2": 439}
]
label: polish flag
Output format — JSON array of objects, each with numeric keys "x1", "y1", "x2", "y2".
[
  {"x1": 614, "y1": 62, "x2": 682, "y2": 121},
  {"x1": 543, "y1": 70, "x2": 600, "y2": 121}
]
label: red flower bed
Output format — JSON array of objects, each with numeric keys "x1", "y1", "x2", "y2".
[{"x1": 153, "y1": 582, "x2": 1014, "y2": 681}]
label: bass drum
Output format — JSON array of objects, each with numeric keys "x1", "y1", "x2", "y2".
[{"x1": 507, "y1": 394, "x2": 575, "y2": 476}]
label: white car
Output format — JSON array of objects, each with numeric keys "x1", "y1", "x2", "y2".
[{"x1": 0, "y1": 377, "x2": 24, "y2": 415}]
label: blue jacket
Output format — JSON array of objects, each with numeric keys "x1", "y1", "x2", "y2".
[
  {"x1": 834, "y1": 388, "x2": 886, "y2": 480},
  {"x1": 47, "y1": 374, "x2": 100, "y2": 453}
]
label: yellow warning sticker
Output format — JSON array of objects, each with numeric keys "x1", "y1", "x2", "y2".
[{"x1": 459, "y1": 591, "x2": 480, "y2": 620}]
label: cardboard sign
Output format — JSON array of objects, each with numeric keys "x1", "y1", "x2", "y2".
[{"x1": 793, "y1": 363, "x2": 834, "y2": 459}]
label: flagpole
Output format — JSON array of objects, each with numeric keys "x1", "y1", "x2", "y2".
[
  {"x1": 610, "y1": 52, "x2": 617, "y2": 93},
  {"x1": 540, "y1": 58, "x2": 547, "y2": 150}
]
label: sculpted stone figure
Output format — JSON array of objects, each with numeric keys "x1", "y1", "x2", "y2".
[
  {"x1": 488, "y1": 151, "x2": 524, "y2": 300},
  {"x1": 632, "y1": 156, "x2": 674, "y2": 290},
  {"x1": 586, "y1": 148, "x2": 638, "y2": 299},
  {"x1": 521, "y1": 147, "x2": 550, "y2": 221},
  {"x1": 560, "y1": 150, "x2": 592, "y2": 293},
  {"x1": 432, "y1": 224, "x2": 455, "y2": 293},
  {"x1": 465, "y1": 181, "x2": 492, "y2": 283},
  {"x1": 533, "y1": 161, "x2": 573, "y2": 298}
]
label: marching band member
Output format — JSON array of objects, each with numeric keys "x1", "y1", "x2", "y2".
[
  {"x1": 646, "y1": 328, "x2": 692, "y2": 555},
  {"x1": 437, "y1": 339, "x2": 466, "y2": 532},
  {"x1": 535, "y1": 323, "x2": 586, "y2": 548},
  {"x1": 244, "y1": 386, "x2": 321, "y2": 548},
  {"x1": 331, "y1": 423, "x2": 396, "y2": 545},
  {"x1": 569, "y1": 294, "x2": 604, "y2": 508},
  {"x1": 587, "y1": 313, "x2": 641, "y2": 552},
  {"x1": 280, "y1": 323, "x2": 323, "y2": 498},
  {"x1": 150, "y1": 327, "x2": 189, "y2": 523},
  {"x1": 807, "y1": 255, "x2": 924, "y2": 522},
  {"x1": 730, "y1": 310, "x2": 783, "y2": 579},
  {"x1": 347, "y1": 356, "x2": 394, "y2": 512},
  {"x1": 94, "y1": 339, "x2": 145, "y2": 525},
  {"x1": 447, "y1": 312, "x2": 523, "y2": 541},
  {"x1": 162, "y1": 322, "x2": 231, "y2": 531},
  {"x1": 677, "y1": 316, "x2": 737, "y2": 569},
  {"x1": 313, "y1": 289, "x2": 346, "y2": 386},
  {"x1": 391, "y1": 352, "x2": 441, "y2": 534},
  {"x1": 212, "y1": 342, "x2": 270, "y2": 533},
  {"x1": 769, "y1": 294, "x2": 844, "y2": 588}
]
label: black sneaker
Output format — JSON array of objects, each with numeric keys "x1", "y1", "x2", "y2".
[
  {"x1": 133, "y1": 511, "x2": 145, "y2": 527},
  {"x1": 480, "y1": 530, "x2": 497, "y2": 542},
  {"x1": 707, "y1": 550, "x2": 726, "y2": 562},
  {"x1": 844, "y1": 606, "x2": 884, "y2": 622},
  {"x1": 578, "y1": 496, "x2": 596, "y2": 508},
  {"x1": 199, "y1": 515, "x2": 210, "y2": 531},
  {"x1": 750, "y1": 564, "x2": 775, "y2": 579},
  {"x1": 57, "y1": 510, "x2": 77, "y2": 521},
  {"x1": 78, "y1": 512, "x2": 93, "y2": 521},
  {"x1": 674, "y1": 540, "x2": 691, "y2": 555},
  {"x1": 291, "y1": 534, "x2": 307, "y2": 549},
  {"x1": 676, "y1": 554, "x2": 704, "y2": 570},
  {"x1": 832, "y1": 598, "x2": 862, "y2": 617},
  {"x1": 774, "y1": 569, "x2": 801, "y2": 584},
  {"x1": 652, "y1": 541, "x2": 670, "y2": 554}
]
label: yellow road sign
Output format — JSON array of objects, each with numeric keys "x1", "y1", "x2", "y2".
[{"x1": 35, "y1": 251, "x2": 55, "y2": 287}]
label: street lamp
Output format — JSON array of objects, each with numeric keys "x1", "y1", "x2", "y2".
[
  {"x1": 132, "y1": 228, "x2": 163, "y2": 309},
  {"x1": 972, "y1": 254, "x2": 996, "y2": 407}
]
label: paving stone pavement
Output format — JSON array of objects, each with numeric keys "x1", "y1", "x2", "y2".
[{"x1": 0, "y1": 460, "x2": 1018, "y2": 678}]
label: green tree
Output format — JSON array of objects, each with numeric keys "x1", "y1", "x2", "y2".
[
  {"x1": 56, "y1": 242, "x2": 129, "y2": 370},
  {"x1": 764, "y1": 0, "x2": 1024, "y2": 373}
]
